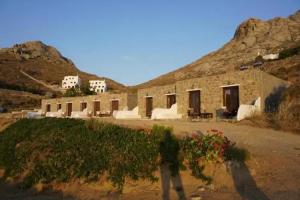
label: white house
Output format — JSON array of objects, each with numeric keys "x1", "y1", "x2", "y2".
[
  {"x1": 263, "y1": 53, "x2": 279, "y2": 60},
  {"x1": 89, "y1": 80, "x2": 107, "y2": 93},
  {"x1": 62, "y1": 76, "x2": 81, "y2": 89}
]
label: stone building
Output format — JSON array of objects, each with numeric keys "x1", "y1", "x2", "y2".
[
  {"x1": 137, "y1": 69, "x2": 289, "y2": 119},
  {"x1": 42, "y1": 69, "x2": 289, "y2": 120},
  {"x1": 41, "y1": 92, "x2": 137, "y2": 117}
]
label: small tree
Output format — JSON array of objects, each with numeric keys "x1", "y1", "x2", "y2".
[
  {"x1": 64, "y1": 87, "x2": 80, "y2": 97},
  {"x1": 80, "y1": 84, "x2": 96, "y2": 96}
]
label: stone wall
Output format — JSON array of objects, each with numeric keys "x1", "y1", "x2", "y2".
[
  {"x1": 176, "y1": 70, "x2": 262, "y2": 118},
  {"x1": 127, "y1": 92, "x2": 138, "y2": 110},
  {"x1": 41, "y1": 92, "x2": 130, "y2": 115},
  {"x1": 137, "y1": 84, "x2": 176, "y2": 117},
  {"x1": 137, "y1": 69, "x2": 289, "y2": 118},
  {"x1": 259, "y1": 71, "x2": 290, "y2": 112}
]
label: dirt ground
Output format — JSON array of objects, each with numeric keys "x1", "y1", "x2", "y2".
[{"x1": 0, "y1": 118, "x2": 300, "y2": 200}]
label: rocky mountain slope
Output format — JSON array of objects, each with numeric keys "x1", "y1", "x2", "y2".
[
  {"x1": 135, "y1": 10, "x2": 300, "y2": 88},
  {"x1": 0, "y1": 41, "x2": 126, "y2": 95},
  {"x1": 1, "y1": 10, "x2": 299, "y2": 111},
  {"x1": 0, "y1": 41, "x2": 127, "y2": 110}
]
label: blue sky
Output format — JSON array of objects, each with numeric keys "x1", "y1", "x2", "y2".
[{"x1": 0, "y1": 0, "x2": 299, "y2": 85}]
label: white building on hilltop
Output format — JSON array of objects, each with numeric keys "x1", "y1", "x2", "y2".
[
  {"x1": 89, "y1": 80, "x2": 107, "y2": 93},
  {"x1": 62, "y1": 76, "x2": 81, "y2": 89}
]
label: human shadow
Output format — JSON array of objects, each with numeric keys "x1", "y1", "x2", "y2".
[
  {"x1": 159, "y1": 130, "x2": 186, "y2": 200},
  {"x1": 227, "y1": 150, "x2": 270, "y2": 200}
]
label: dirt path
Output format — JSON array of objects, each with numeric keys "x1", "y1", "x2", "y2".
[
  {"x1": 20, "y1": 70, "x2": 61, "y2": 92},
  {"x1": 98, "y1": 118, "x2": 300, "y2": 200}
]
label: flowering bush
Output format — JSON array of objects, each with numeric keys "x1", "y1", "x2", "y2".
[
  {"x1": 0, "y1": 119, "x2": 246, "y2": 190},
  {"x1": 180, "y1": 129, "x2": 235, "y2": 182}
]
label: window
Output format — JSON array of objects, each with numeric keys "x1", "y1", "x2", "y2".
[
  {"x1": 80, "y1": 102, "x2": 87, "y2": 111},
  {"x1": 111, "y1": 100, "x2": 119, "y2": 112},
  {"x1": 57, "y1": 104, "x2": 62, "y2": 111},
  {"x1": 166, "y1": 94, "x2": 176, "y2": 108}
]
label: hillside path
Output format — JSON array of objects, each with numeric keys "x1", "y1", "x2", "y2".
[{"x1": 19, "y1": 70, "x2": 62, "y2": 92}]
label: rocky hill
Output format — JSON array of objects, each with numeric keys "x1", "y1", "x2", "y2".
[
  {"x1": 1, "y1": 10, "x2": 299, "y2": 111},
  {"x1": 135, "y1": 10, "x2": 300, "y2": 88},
  {"x1": 0, "y1": 41, "x2": 126, "y2": 95},
  {"x1": 0, "y1": 41, "x2": 127, "y2": 110}
]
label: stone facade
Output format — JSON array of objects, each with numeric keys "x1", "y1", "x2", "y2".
[
  {"x1": 42, "y1": 69, "x2": 289, "y2": 119},
  {"x1": 41, "y1": 92, "x2": 136, "y2": 116},
  {"x1": 137, "y1": 69, "x2": 289, "y2": 118},
  {"x1": 138, "y1": 84, "x2": 176, "y2": 118}
]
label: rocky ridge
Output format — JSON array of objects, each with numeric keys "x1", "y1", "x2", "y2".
[{"x1": 135, "y1": 10, "x2": 300, "y2": 88}]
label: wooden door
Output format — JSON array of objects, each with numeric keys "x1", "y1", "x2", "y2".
[
  {"x1": 189, "y1": 90, "x2": 201, "y2": 115},
  {"x1": 223, "y1": 86, "x2": 239, "y2": 114},
  {"x1": 111, "y1": 100, "x2": 119, "y2": 112},
  {"x1": 166, "y1": 95, "x2": 176, "y2": 108},
  {"x1": 67, "y1": 103, "x2": 72, "y2": 116},
  {"x1": 145, "y1": 97, "x2": 153, "y2": 118},
  {"x1": 93, "y1": 101, "x2": 100, "y2": 116},
  {"x1": 46, "y1": 104, "x2": 51, "y2": 112}
]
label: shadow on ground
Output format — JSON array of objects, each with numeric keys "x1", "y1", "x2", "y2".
[
  {"x1": 0, "y1": 178, "x2": 76, "y2": 200},
  {"x1": 228, "y1": 161, "x2": 270, "y2": 200},
  {"x1": 159, "y1": 130, "x2": 186, "y2": 200}
]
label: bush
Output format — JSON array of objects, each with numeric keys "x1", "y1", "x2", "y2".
[
  {"x1": 0, "y1": 118, "x2": 160, "y2": 189},
  {"x1": 279, "y1": 46, "x2": 300, "y2": 59},
  {"x1": 0, "y1": 119, "x2": 242, "y2": 190},
  {"x1": 63, "y1": 84, "x2": 96, "y2": 97},
  {"x1": 80, "y1": 84, "x2": 96, "y2": 96},
  {"x1": 64, "y1": 87, "x2": 80, "y2": 97},
  {"x1": 274, "y1": 84, "x2": 300, "y2": 133},
  {"x1": 180, "y1": 129, "x2": 247, "y2": 183}
]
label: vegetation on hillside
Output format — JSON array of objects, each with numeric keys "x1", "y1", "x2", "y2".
[
  {"x1": 0, "y1": 118, "x2": 245, "y2": 190},
  {"x1": 63, "y1": 84, "x2": 96, "y2": 97},
  {"x1": 244, "y1": 84, "x2": 300, "y2": 133},
  {"x1": 279, "y1": 45, "x2": 300, "y2": 60},
  {"x1": 0, "y1": 89, "x2": 42, "y2": 111},
  {"x1": 275, "y1": 84, "x2": 300, "y2": 132}
]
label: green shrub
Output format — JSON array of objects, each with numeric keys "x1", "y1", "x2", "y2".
[
  {"x1": 279, "y1": 46, "x2": 300, "y2": 59},
  {"x1": 0, "y1": 119, "x2": 243, "y2": 190},
  {"x1": 0, "y1": 118, "x2": 160, "y2": 189},
  {"x1": 64, "y1": 87, "x2": 80, "y2": 97},
  {"x1": 80, "y1": 84, "x2": 96, "y2": 96}
]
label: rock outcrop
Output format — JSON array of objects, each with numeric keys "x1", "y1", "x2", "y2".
[{"x1": 136, "y1": 10, "x2": 300, "y2": 88}]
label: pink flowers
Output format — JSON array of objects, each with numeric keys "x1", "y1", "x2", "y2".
[{"x1": 182, "y1": 128, "x2": 234, "y2": 162}]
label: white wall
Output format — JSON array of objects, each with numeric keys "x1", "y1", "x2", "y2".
[
  {"x1": 263, "y1": 53, "x2": 279, "y2": 60},
  {"x1": 62, "y1": 76, "x2": 81, "y2": 89},
  {"x1": 89, "y1": 80, "x2": 107, "y2": 93}
]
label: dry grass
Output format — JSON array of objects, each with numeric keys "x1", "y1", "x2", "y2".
[
  {"x1": 275, "y1": 99, "x2": 300, "y2": 133},
  {"x1": 0, "y1": 117, "x2": 16, "y2": 132},
  {"x1": 241, "y1": 84, "x2": 300, "y2": 133}
]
